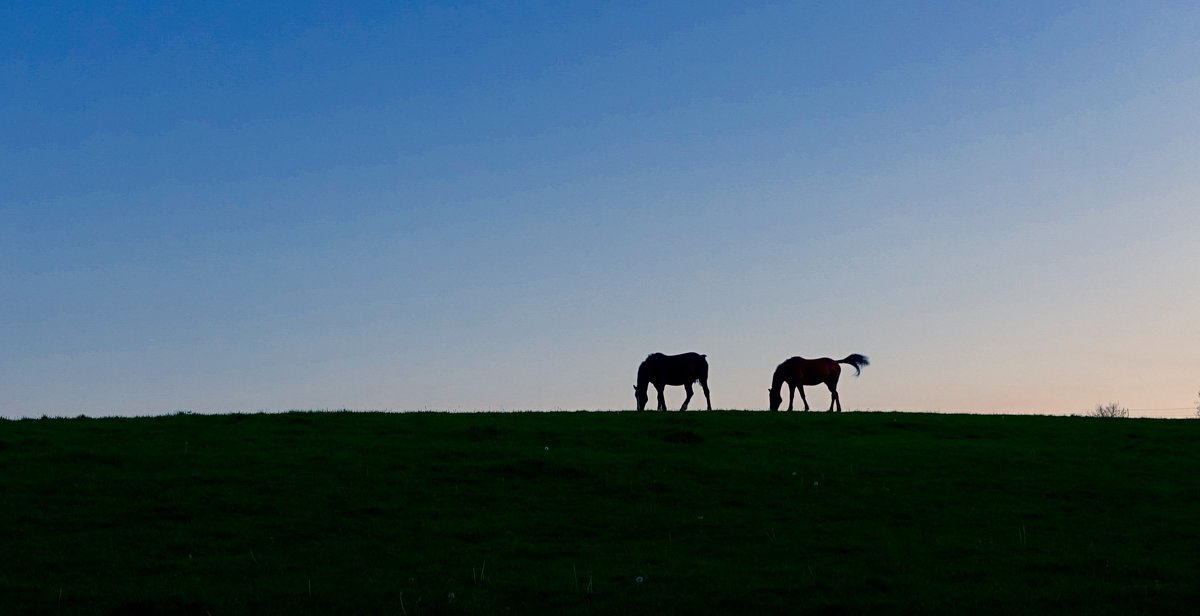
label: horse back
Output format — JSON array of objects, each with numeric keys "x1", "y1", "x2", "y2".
[
  {"x1": 784, "y1": 356, "x2": 840, "y2": 386},
  {"x1": 642, "y1": 352, "x2": 708, "y2": 386}
]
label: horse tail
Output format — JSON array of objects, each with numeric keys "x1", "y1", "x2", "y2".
[{"x1": 838, "y1": 354, "x2": 869, "y2": 376}]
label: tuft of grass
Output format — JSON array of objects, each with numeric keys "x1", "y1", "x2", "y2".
[{"x1": 1, "y1": 411, "x2": 1198, "y2": 614}]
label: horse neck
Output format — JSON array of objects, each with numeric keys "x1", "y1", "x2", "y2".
[
  {"x1": 769, "y1": 367, "x2": 787, "y2": 394},
  {"x1": 635, "y1": 364, "x2": 651, "y2": 393}
]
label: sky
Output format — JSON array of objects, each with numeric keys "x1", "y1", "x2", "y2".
[{"x1": 3, "y1": 1, "x2": 1199, "y2": 418}]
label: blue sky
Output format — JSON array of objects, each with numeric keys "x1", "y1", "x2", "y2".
[{"x1": 3, "y1": 1, "x2": 1198, "y2": 417}]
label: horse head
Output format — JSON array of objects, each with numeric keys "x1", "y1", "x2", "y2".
[
  {"x1": 634, "y1": 385, "x2": 649, "y2": 411},
  {"x1": 768, "y1": 387, "x2": 783, "y2": 411}
]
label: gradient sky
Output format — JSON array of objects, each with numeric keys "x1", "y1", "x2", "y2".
[{"x1": 3, "y1": 1, "x2": 1199, "y2": 418}]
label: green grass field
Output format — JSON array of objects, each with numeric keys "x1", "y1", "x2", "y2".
[{"x1": 2, "y1": 411, "x2": 1198, "y2": 615}]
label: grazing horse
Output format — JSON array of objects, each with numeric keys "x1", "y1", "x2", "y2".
[
  {"x1": 634, "y1": 352, "x2": 712, "y2": 411},
  {"x1": 768, "y1": 354, "x2": 869, "y2": 412}
]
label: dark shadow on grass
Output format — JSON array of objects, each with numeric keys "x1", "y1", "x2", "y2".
[
  {"x1": 463, "y1": 426, "x2": 502, "y2": 442},
  {"x1": 490, "y1": 459, "x2": 595, "y2": 481},
  {"x1": 659, "y1": 429, "x2": 704, "y2": 444},
  {"x1": 108, "y1": 598, "x2": 211, "y2": 616}
]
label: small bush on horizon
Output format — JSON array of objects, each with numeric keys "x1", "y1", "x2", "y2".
[{"x1": 1091, "y1": 402, "x2": 1129, "y2": 419}]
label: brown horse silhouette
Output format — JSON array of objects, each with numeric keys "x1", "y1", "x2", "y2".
[
  {"x1": 769, "y1": 354, "x2": 868, "y2": 412},
  {"x1": 635, "y1": 352, "x2": 712, "y2": 411}
]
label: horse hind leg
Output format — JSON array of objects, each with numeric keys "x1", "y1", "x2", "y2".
[
  {"x1": 681, "y1": 383, "x2": 694, "y2": 411},
  {"x1": 700, "y1": 379, "x2": 711, "y2": 411},
  {"x1": 656, "y1": 384, "x2": 667, "y2": 412},
  {"x1": 827, "y1": 382, "x2": 841, "y2": 412}
]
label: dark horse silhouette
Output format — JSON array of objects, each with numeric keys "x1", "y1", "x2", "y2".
[
  {"x1": 769, "y1": 354, "x2": 868, "y2": 412},
  {"x1": 634, "y1": 352, "x2": 712, "y2": 411}
]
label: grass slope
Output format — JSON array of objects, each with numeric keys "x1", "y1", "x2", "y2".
[{"x1": 1, "y1": 411, "x2": 1198, "y2": 615}]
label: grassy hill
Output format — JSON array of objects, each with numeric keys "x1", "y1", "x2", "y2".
[{"x1": 2, "y1": 411, "x2": 1198, "y2": 614}]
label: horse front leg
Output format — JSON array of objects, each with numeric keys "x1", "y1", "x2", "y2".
[
  {"x1": 700, "y1": 379, "x2": 711, "y2": 411},
  {"x1": 681, "y1": 383, "x2": 694, "y2": 411},
  {"x1": 798, "y1": 386, "x2": 810, "y2": 412},
  {"x1": 656, "y1": 384, "x2": 667, "y2": 411},
  {"x1": 787, "y1": 385, "x2": 795, "y2": 412}
]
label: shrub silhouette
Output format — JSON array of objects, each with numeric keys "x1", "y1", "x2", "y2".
[{"x1": 1091, "y1": 402, "x2": 1129, "y2": 418}]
